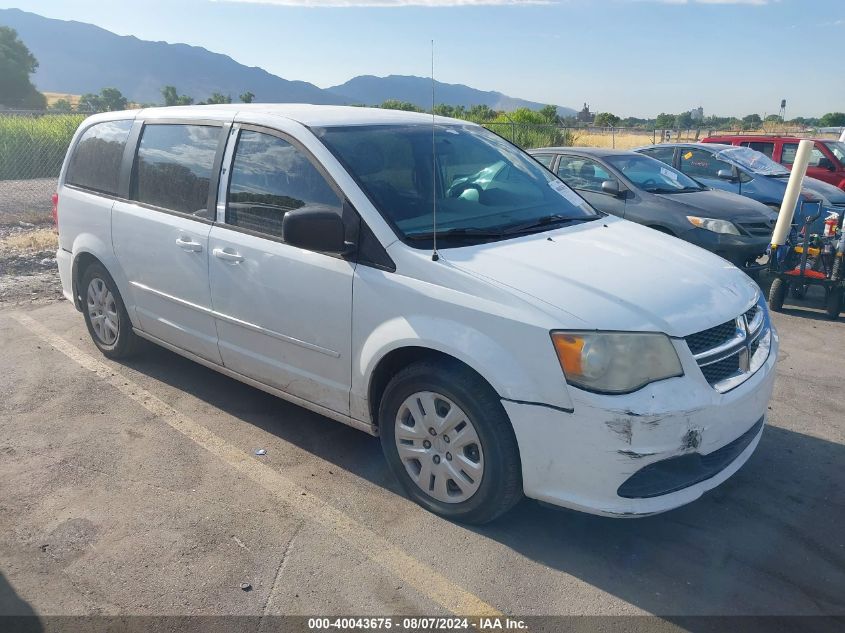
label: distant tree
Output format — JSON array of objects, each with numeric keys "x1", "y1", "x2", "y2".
[
  {"x1": 788, "y1": 117, "x2": 807, "y2": 126},
  {"x1": 380, "y1": 99, "x2": 423, "y2": 112},
  {"x1": 764, "y1": 114, "x2": 782, "y2": 123},
  {"x1": 466, "y1": 104, "x2": 496, "y2": 121},
  {"x1": 820, "y1": 112, "x2": 845, "y2": 127},
  {"x1": 48, "y1": 99, "x2": 73, "y2": 112},
  {"x1": 675, "y1": 111, "x2": 694, "y2": 130},
  {"x1": 78, "y1": 88, "x2": 127, "y2": 112},
  {"x1": 78, "y1": 93, "x2": 101, "y2": 112},
  {"x1": 239, "y1": 91, "x2": 255, "y2": 103},
  {"x1": 198, "y1": 93, "x2": 232, "y2": 105},
  {"x1": 433, "y1": 104, "x2": 467, "y2": 118},
  {"x1": 741, "y1": 113, "x2": 762, "y2": 129},
  {"x1": 99, "y1": 87, "x2": 128, "y2": 111},
  {"x1": 538, "y1": 104, "x2": 559, "y2": 125},
  {"x1": 593, "y1": 112, "x2": 621, "y2": 127},
  {"x1": 161, "y1": 85, "x2": 193, "y2": 106},
  {"x1": 0, "y1": 27, "x2": 46, "y2": 108},
  {"x1": 655, "y1": 113, "x2": 676, "y2": 129}
]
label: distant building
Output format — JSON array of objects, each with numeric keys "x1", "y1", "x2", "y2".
[
  {"x1": 576, "y1": 102, "x2": 594, "y2": 124},
  {"x1": 690, "y1": 106, "x2": 704, "y2": 122}
]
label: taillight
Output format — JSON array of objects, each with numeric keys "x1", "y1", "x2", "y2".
[{"x1": 51, "y1": 192, "x2": 59, "y2": 231}]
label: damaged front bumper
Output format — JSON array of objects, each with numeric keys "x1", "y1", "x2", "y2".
[{"x1": 504, "y1": 328, "x2": 779, "y2": 517}]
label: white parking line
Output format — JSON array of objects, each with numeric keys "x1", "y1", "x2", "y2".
[{"x1": 11, "y1": 312, "x2": 502, "y2": 617}]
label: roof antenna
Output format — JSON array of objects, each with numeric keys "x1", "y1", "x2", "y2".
[{"x1": 431, "y1": 39, "x2": 439, "y2": 262}]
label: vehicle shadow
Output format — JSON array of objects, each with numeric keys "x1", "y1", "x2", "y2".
[
  {"x1": 0, "y1": 572, "x2": 43, "y2": 631},
  {"x1": 120, "y1": 345, "x2": 845, "y2": 622}
]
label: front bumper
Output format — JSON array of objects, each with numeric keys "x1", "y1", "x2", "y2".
[
  {"x1": 680, "y1": 228, "x2": 770, "y2": 267},
  {"x1": 504, "y1": 326, "x2": 778, "y2": 517}
]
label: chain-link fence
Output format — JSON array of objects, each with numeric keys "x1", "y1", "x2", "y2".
[{"x1": 0, "y1": 110, "x2": 86, "y2": 222}]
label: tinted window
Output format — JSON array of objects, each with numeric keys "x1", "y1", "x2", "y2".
[
  {"x1": 782, "y1": 143, "x2": 825, "y2": 167},
  {"x1": 226, "y1": 130, "x2": 341, "y2": 239},
  {"x1": 556, "y1": 156, "x2": 614, "y2": 192},
  {"x1": 604, "y1": 154, "x2": 703, "y2": 192},
  {"x1": 679, "y1": 148, "x2": 732, "y2": 179},
  {"x1": 741, "y1": 141, "x2": 774, "y2": 158},
  {"x1": 65, "y1": 120, "x2": 133, "y2": 195},
  {"x1": 532, "y1": 153, "x2": 554, "y2": 168},
  {"x1": 640, "y1": 146, "x2": 675, "y2": 166},
  {"x1": 132, "y1": 124, "x2": 220, "y2": 217}
]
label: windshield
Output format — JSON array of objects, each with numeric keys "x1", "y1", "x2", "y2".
[
  {"x1": 823, "y1": 141, "x2": 845, "y2": 165},
  {"x1": 715, "y1": 146, "x2": 790, "y2": 176},
  {"x1": 604, "y1": 154, "x2": 703, "y2": 193},
  {"x1": 313, "y1": 123, "x2": 599, "y2": 246}
]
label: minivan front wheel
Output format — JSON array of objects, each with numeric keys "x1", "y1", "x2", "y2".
[
  {"x1": 378, "y1": 360, "x2": 522, "y2": 524},
  {"x1": 81, "y1": 263, "x2": 141, "y2": 359}
]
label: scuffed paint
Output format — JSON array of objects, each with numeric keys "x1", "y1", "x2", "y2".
[
  {"x1": 617, "y1": 449, "x2": 658, "y2": 459},
  {"x1": 606, "y1": 418, "x2": 633, "y2": 444},
  {"x1": 681, "y1": 428, "x2": 703, "y2": 451}
]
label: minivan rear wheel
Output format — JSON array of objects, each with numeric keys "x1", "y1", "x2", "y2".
[
  {"x1": 378, "y1": 360, "x2": 522, "y2": 524},
  {"x1": 81, "y1": 262, "x2": 141, "y2": 359}
]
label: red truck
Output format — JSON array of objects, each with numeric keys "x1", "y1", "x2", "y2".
[{"x1": 701, "y1": 135, "x2": 845, "y2": 191}]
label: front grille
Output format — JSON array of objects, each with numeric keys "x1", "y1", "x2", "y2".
[
  {"x1": 685, "y1": 299, "x2": 770, "y2": 393},
  {"x1": 744, "y1": 305, "x2": 758, "y2": 324},
  {"x1": 701, "y1": 354, "x2": 741, "y2": 384},
  {"x1": 736, "y1": 220, "x2": 775, "y2": 236},
  {"x1": 685, "y1": 320, "x2": 736, "y2": 355}
]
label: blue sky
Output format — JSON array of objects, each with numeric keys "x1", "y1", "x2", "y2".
[{"x1": 4, "y1": 0, "x2": 843, "y2": 117}]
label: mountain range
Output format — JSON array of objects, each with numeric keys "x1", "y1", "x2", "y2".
[{"x1": 0, "y1": 8, "x2": 575, "y2": 116}]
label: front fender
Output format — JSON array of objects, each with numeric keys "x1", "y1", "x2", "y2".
[{"x1": 354, "y1": 314, "x2": 575, "y2": 423}]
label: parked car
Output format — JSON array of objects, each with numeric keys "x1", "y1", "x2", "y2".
[
  {"x1": 55, "y1": 105, "x2": 777, "y2": 523},
  {"x1": 637, "y1": 143, "x2": 845, "y2": 234},
  {"x1": 701, "y1": 135, "x2": 845, "y2": 191},
  {"x1": 529, "y1": 147, "x2": 776, "y2": 272}
]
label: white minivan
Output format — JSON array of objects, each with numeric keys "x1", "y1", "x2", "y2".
[{"x1": 55, "y1": 105, "x2": 777, "y2": 523}]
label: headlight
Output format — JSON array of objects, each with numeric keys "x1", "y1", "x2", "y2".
[
  {"x1": 686, "y1": 216, "x2": 741, "y2": 235},
  {"x1": 551, "y1": 331, "x2": 683, "y2": 394}
]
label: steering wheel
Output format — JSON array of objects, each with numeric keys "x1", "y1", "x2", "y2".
[
  {"x1": 447, "y1": 181, "x2": 482, "y2": 199},
  {"x1": 641, "y1": 178, "x2": 659, "y2": 188}
]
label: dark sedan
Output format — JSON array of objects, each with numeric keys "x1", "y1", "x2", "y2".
[{"x1": 530, "y1": 147, "x2": 777, "y2": 271}]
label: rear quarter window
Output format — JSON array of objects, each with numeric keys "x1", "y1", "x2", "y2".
[{"x1": 65, "y1": 120, "x2": 133, "y2": 195}]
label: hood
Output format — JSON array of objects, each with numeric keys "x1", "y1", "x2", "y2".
[
  {"x1": 800, "y1": 176, "x2": 845, "y2": 205},
  {"x1": 654, "y1": 188, "x2": 775, "y2": 221},
  {"x1": 443, "y1": 216, "x2": 759, "y2": 338}
]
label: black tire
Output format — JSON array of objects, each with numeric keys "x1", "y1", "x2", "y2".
[
  {"x1": 80, "y1": 262, "x2": 142, "y2": 359},
  {"x1": 378, "y1": 360, "x2": 522, "y2": 524},
  {"x1": 768, "y1": 277, "x2": 786, "y2": 312},
  {"x1": 825, "y1": 287, "x2": 843, "y2": 320}
]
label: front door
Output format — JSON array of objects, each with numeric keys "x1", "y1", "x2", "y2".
[
  {"x1": 208, "y1": 127, "x2": 354, "y2": 415},
  {"x1": 112, "y1": 122, "x2": 226, "y2": 363},
  {"x1": 554, "y1": 155, "x2": 627, "y2": 217}
]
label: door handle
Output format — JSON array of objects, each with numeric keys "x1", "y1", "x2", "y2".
[
  {"x1": 213, "y1": 247, "x2": 244, "y2": 263},
  {"x1": 176, "y1": 236, "x2": 203, "y2": 252}
]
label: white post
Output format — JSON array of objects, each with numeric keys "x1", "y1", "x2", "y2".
[{"x1": 771, "y1": 139, "x2": 814, "y2": 248}]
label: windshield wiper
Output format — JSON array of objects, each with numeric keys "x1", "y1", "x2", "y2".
[
  {"x1": 404, "y1": 214, "x2": 592, "y2": 242},
  {"x1": 497, "y1": 214, "x2": 592, "y2": 235},
  {"x1": 405, "y1": 227, "x2": 507, "y2": 241},
  {"x1": 648, "y1": 186, "x2": 701, "y2": 194}
]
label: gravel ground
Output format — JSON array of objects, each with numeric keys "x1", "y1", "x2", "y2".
[{"x1": 0, "y1": 222, "x2": 64, "y2": 307}]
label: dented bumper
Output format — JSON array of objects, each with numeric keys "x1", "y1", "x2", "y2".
[{"x1": 505, "y1": 327, "x2": 778, "y2": 517}]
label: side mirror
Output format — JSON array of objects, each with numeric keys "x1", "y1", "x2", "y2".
[
  {"x1": 282, "y1": 206, "x2": 351, "y2": 255},
  {"x1": 717, "y1": 168, "x2": 735, "y2": 181},
  {"x1": 601, "y1": 180, "x2": 621, "y2": 196}
]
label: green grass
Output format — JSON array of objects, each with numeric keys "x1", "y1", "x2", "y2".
[{"x1": 0, "y1": 114, "x2": 86, "y2": 181}]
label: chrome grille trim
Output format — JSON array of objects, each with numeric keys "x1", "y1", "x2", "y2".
[{"x1": 685, "y1": 295, "x2": 771, "y2": 393}]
